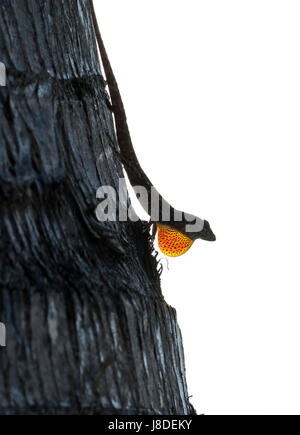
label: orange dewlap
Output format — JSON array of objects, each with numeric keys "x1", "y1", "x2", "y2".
[{"x1": 157, "y1": 225, "x2": 194, "y2": 257}]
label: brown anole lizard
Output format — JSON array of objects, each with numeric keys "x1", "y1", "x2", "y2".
[{"x1": 90, "y1": 1, "x2": 216, "y2": 257}]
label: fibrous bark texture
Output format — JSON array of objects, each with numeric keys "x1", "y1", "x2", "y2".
[{"x1": 0, "y1": 0, "x2": 192, "y2": 415}]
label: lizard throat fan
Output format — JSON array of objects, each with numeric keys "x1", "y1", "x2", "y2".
[{"x1": 157, "y1": 226, "x2": 194, "y2": 257}]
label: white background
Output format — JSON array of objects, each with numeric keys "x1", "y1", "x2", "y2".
[{"x1": 95, "y1": 0, "x2": 300, "y2": 415}]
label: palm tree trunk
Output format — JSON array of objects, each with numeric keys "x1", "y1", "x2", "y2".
[{"x1": 0, "y1": 0, "x2": 193, "y2": 415}]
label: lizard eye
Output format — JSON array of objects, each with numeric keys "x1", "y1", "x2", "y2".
[{"x1": 157, "y1": 226, "x2": 194, "y2": 257}]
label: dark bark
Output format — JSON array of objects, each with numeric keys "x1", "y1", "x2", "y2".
[{"x1": 0, "y1": 0, "x2": 192, "y2": 415}]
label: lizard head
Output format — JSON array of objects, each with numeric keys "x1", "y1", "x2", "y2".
[
  {"x1": 189, "y1": 219, "x2": 216, "y2": 242},
  {"x1": 169, "y1": 213, "x2": 216, "y2": 242}
]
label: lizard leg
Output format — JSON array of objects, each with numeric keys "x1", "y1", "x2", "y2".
[{"x1": 151, "y1": 222, "x2": 157, "y2": 243}]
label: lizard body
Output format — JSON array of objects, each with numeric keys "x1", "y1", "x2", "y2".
[{"x1": 90, "y1": 1, "x2": 216, "y2": 257}]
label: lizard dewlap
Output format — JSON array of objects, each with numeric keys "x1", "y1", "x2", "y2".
[{"x1": 157, "y1": 226, "x2": 194, "y2": 257}]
